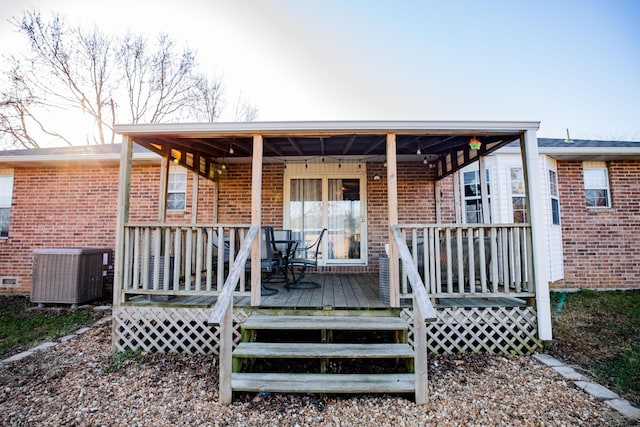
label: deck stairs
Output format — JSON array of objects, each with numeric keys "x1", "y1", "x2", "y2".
[{"x1": 231, "y1": 313, "x2": 416, "y2": 395}]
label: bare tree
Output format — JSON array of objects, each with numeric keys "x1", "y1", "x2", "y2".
[
  {"x1": 190, "y1": 73, "x2": 223, "y2": 122},
  {"x1": 233, "y1": 98, "x2": 259, "y2": 122},
  {"x1": 0, "y1": 10, "x2": 256, "y2": 149},
  {"x1": 120, "y1": 33, "x2": 203, "y2": 124}
]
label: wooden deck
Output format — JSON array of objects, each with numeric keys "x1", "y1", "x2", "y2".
[{"x1": 124, "y1": 273, "x2": 527, "y2": 309}]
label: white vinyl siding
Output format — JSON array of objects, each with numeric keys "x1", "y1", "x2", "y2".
[{"x1": 491, "y1": 154, "x2": 563, "y2": 282}]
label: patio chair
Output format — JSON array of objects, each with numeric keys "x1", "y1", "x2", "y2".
[
  {"x1": 245, "y1": 226, "x2": 279, "y2": 296},
  {"x1": 287, "y1": 228, "x2": 327, "y2": 290},
  {"x1": 206, "y1": 228, "x2": 231, "y2": 264},
  {"x1": 271, "y1": 229, "x2": 293, "y2": 271}
]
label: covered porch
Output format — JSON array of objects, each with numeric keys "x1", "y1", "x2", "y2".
[{"x1": 111, "y1": 120, "x2": 550, "y2": 403}]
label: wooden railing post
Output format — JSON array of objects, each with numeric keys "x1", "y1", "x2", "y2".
[
  {"x1": 219, "y1": 302, "x2": 233, "y2": 404},
  {"x1": 390, "y1": 225, "x2": 437, "y2": 405},
  {"x1": 414, "y1": 300, "x2": 428, "y2": 404},
  {"x1": 209, "y1": 224, "x2": 259, "y2": 405}
]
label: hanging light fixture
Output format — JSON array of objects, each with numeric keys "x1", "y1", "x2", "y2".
[{"x1": 469, "y1": 137, "x2": 482, "y2": 150}]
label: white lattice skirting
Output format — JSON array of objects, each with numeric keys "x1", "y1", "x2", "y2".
[
  {"x1": 114, "y1": 306, "x2": 541, "y2": 355},
  {"x1": 113, "y1": 306, "x2": 249, "y2": 355},
  {"x1": 401, "y1": 306, "x2": 542, "y2": 355}
]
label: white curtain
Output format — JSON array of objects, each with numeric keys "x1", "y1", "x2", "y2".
[{"x1": 290, "y1": 179, "x2": 322, "y2": 254}]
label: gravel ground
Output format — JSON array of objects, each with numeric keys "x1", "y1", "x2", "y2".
[{"x1": 0, "y1": 322, "x2": 631, "y2": 426}]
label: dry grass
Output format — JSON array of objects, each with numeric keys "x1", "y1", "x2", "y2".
[{"x1": 547, "y1": 289, "x2": 640, "y2": 405}]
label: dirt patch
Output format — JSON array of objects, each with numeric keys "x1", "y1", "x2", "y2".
[{"x1": 0, "y1": 322, "x2": 627, "y2": 426}]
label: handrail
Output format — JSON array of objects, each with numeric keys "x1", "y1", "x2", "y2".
[
  {"x1": 208, "y1": 224, "x2": 259, "y2": 325},
  {"x1": 390, "y1": 225, "x2": 437, "y2": 321},
  {"x1": 390, "y1": 224, "x2": 437, "y2": 405}
]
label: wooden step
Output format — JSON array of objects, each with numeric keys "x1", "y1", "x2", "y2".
[
  {"x1": 233, "y1": 342, "x2": 414, "y2": 359},
  {"x1": 232, "y1": 372, "x2": 415, "y2": 393},
  {"x1": 242, "y1": 315, "x2": 408, "y2": 331}
]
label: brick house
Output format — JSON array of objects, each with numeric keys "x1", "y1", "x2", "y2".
[
  {"x1": 0, "y1": 134, "x2": 638, "y2": 296},
  {"x1": 487, "y1": 138, "x2": 640, "y2": 290},
  {"x1": 0, "y1": 120, "x2": 635, "y2": 402}
]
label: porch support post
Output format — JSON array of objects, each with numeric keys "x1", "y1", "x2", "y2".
[
  {"x1": 521, "y1": 129, "x2": 552, "y2": 341},
  {"x1": 250, "y1": 135, "x2": 263, "y2": 306},
  {"x1": 386, "y1": 133, "x2": 400, "y2": 308},
  {"x1": 112, "y1": 136, "x2": 133, "y2": 344}
]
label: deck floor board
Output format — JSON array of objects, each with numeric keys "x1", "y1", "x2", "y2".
[{"x1": 124, "y1": 273, "x2": 527, "y2": 309}]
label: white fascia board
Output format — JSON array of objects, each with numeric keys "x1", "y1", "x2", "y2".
[
  {"x1": 540, "y1": 147, "x2": 640, "y2": 156},
  {"x1": 497, "y1": 145, "x2": 640, "y2": 157},
  {"x1": 0, "y1": 150, "x2": 160, "y2": 167},
  {"x1": 114, "y1": 120, "x2": 541, "y2": 136}
]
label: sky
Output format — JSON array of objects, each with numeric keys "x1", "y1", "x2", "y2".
[{"x1": 0, "y1": 0, "x2": 639, "y2": 141}]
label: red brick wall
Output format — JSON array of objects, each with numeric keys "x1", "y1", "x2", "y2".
[
  {"x1": 365, "y1": 162, "x2": 436, "y2": 271},
  {"x1": 557, "y1": 160, "x2": 640, "y2": 289},
  {"x1": 1, "y1": 166, "x2": 119, "y2": 294},
  {"x1": 0, "y1": 159, "x2": 468, "y2": 293},
  {"x1": 0, "y1": 163, "x2": 213, "y2": 294},
  {"x1": 216, "y1": 163, "x2": 284, "y2": 227},
  {"x1": 437, "y1": 175, "x2": 457, "y2": 223}
]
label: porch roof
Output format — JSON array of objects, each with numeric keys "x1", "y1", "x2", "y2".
[{"x1": 114, "y1": 120, "x2": 539, "y2": 180}]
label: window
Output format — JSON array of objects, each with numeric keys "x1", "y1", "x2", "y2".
[
  {"x1": 510, "y1": 167, "x2": 527, "y2": 223},
  {"x1": 549, "y1": 169, "x2": 560, "y2": 225},
  {"x1": 583, "y1": 162, "x2": 611, "y2": 208},
  {"x1": 1, "y1": 277, "x2": 17, "y2": 287},
  {"x1": 463, "y1": 169, "x2": 490, "y2": 223},
  {"x1": 0, "y1": 171, "x2": 14, "y2": 238},
  {"x1": 167, "y1": 166, "x2": 187, "y2": 211}
]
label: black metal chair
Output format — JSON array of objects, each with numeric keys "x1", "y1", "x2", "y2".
[
  {"x1": 245, "y1": 226, "x2": 279, "y2": 295},
  {"x1": 287, "y1": 228, "x2": 326, "y2": 290},
  {"x1": 271, "y1": 229, "x2": 292, "y2": 271},
  {"x1": 206, "y1": 227, "x2": 278, "y2": 295}
]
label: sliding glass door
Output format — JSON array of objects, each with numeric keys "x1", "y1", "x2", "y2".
[{"x1": 285, "y1": 166, "x2": 366, "y2": 265}]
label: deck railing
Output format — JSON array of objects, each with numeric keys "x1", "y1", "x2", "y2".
[
  {"x1": 390, "y1": 224, "x2": 437, "y2": 404},
  {"x1": 121, "y1": 223, "x2": 251, "y2": 298},
  {"x1": 398, "y1": 224, "x2": 535, "y2": 299},
  {"x1": 208, "y1": 224, "x2": 259, "y2": 405}
]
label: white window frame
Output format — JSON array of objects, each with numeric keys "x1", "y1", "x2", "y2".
[
  {"x1": 0, "y1": 169, "x2": 14, "y2": 238},
  {"x1": 461, "y1": 168, "x2": 491, "y2": 224},
  {"x1": 167, "y1": 165, "x2": 187, "y2": 211},
  {"x1": 548, "y1": 169, "x2": 560, "y2": 225},
  {"x1": 510, "y1": 167, "x2": 527, "y2": 223},
  {"x1": 583, "y1": 161, "x2": 611, "y2": 208},
  {"x1": 283, "y1": 162, "x2": 368, "y2": 266}
]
